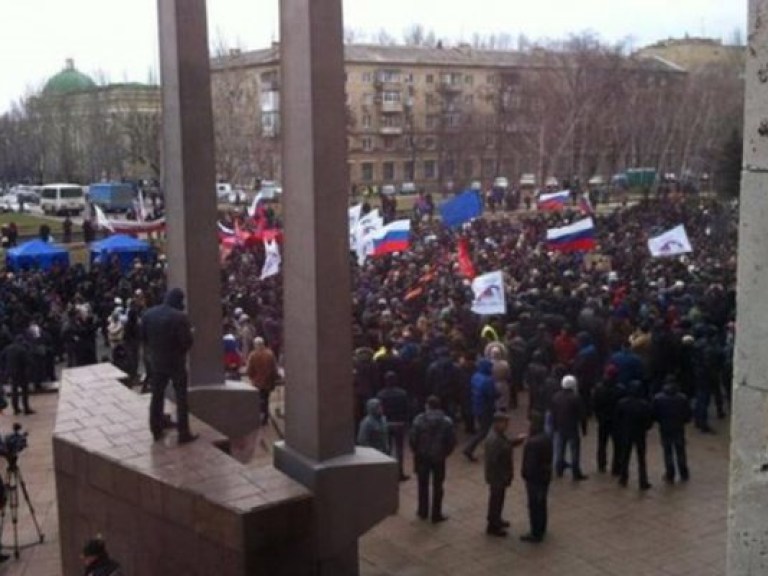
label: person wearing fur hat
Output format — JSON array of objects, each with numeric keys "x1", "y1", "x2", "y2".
[{"x1": 551, "y1": 375, "x2": 587, "y2": 480}]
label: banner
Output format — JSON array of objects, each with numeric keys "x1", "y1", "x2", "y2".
[
  {"x1": 260, "y1": 239, "x2": 281, "y2": 280},
  {"x1": 471, "y1": 270, "x2": 506, "y2": 315},
  {"x1": 354, "y1": 209, "x2": 384, "y2": 265},
  {"x1": 348, "y1": 204, "x2": 362, "y2": 248},
  {"x1": 457, "y1": 238, "x2": 476, "y2": 279},
  {"x1": 648, "y1": 225, "x2": 692, "y2": 257}
]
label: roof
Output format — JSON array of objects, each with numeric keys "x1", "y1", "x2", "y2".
[
  {"x1": 43, "y1": 60, "x2": 96, "y2": 96},
  {"x1": 212, "y1": 43, "x2": 685, "y2": 74}
]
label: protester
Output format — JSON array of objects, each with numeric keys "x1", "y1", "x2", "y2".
[
  {"x1": 246, "y1": 337, "x2": 279, "y2": 426},
  {"x1": 377, "y1": 371, "x2": 411, "y2": 481},
  {"x1": 483, "y1": 412, "x2": 525, "y2": 537},
  {"x1": 551, "y1": 375, "x2": 587, "y2": 480},
  {"x1": 616, "y1": 381, "x2": 654, "y2": 490},
  {"x1": 357, "y1": 398, "x2": 390, "y2": 454},
  {"x1": 81, "y1": 536, "x2": 122, "y2": 576},
  {"x1": 653, "y1": 376, "x2": 692, "y2": 483},
  {"x1": 521, "y1": 412, "x2": 553, "y2": 543}
]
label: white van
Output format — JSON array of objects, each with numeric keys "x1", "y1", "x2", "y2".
[{"x1": 40, "y1": 183, "x2": 86, "y2": 216}]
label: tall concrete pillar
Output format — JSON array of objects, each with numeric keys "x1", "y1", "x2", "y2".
[
  {"x1": 274, "y1": 1, "x2": 398, "y2": 574},
  {"x1": 156, "y1": 0, "x2": 259, "y2": 443},
  {"x1": 728, "y1": 1, "x2": 768, "y2": 573},
  {"x1": 157, "y1": 0, "x2": 223, "y2": 387}
]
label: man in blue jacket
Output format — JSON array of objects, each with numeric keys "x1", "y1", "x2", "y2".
[{"x1": 463, "y1": 359, "x2": 497, "y2": 462}]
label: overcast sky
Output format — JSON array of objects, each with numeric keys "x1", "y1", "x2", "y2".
[{"x1": 0, "y1": 0, "x2": 746, "y2": 112}]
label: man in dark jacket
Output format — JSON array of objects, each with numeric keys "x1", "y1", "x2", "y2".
[
  {"x1": 484, "y1": 412, "x2": 525, "y2": 536},
  {"x1": 653, "y1": 377, "x2": 692, "y2": 483},
  {"x1": 616, "y1": 381, "x2": 654, "y2": 490},
  {"x1": 3, "y1": 335, "x2": 33, "y2": 415},
  {"x1": 409, "y1": 396, "x2": 456, "y2": 523},
  {"x1": 141, "y1": 288, "x2": 196, "y2": 443},
  {"x1": 81, "y1": 537, "x2": 122, "y2": 576},
  {"x1": 551, "y1": 375, "x2": 587, "y2": 480},
  {"x1": 521, "y1": 412, "x2": 553, "y2": 543},
  {"x1": 592, "y1": 364, "x2": 624, "y2": 475},
  {"x1": 357, "y1": 398, "x2": 389, "y2": 454},
  {"x1": 377, "y1": 371, "x2": 411, "y2": 481},
  {"x1": 463, "y1": 359, "x2": 497, "y2": 461}
]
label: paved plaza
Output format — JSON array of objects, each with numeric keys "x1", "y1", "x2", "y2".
[{"x1": 0, "y1": 389, "x2": 729, "y2": 576}]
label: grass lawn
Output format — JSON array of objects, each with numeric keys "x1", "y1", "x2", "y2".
[{"x1": 0, "y1": 212, "x2": 63, "y2": 237}]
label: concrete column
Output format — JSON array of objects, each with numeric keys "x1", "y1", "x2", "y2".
[
  {"x1": 728, "y1": 1, "x2": 768, "y2": 573},
  {"x1": 157, "y1": 0, "x2": 223, "y2": 387},
  {"x1": 274, "y1": 1, "x2": 398, "y2": 573}
]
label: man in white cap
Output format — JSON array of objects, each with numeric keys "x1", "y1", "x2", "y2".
[{"x1": 550, "y1": 375, "x2": 587, "y2": 481}]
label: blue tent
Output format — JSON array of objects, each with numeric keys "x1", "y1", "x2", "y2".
[
  {"x1": 6, "y1": 239, "x2": 70, "y2": 271},
  {"x1": 90, "y1": 234, "x2": 153, "y2": 271}
]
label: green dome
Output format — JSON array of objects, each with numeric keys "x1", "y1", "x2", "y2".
[{"x1": 43, "y1": 60, "x2": 96, "y2": 96}]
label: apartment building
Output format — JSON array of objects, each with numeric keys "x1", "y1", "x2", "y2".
[{"x1": 211, "y1": 43, "x2": 684, "y2": 193}]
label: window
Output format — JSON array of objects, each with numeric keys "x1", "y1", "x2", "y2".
[
  {"x1": 482, "y1": 158, "x2": 495, "y2": 177},
  {"x1": 362, "y1": 114, "x2": 372, "y2": 129},
  {"x1": 405, "y1": 73, "x2": 414, "y2": 84},
  {"x1": 363, "y1": 93, "x2": 374, "y2": 106},
  {"x1": 424, "y1": 136, "x2": 436, "y2": 150},
  {"x1": 361, "y1": 162, "x2": 374, "y2": 181},
  {"x1": 487, "y1": 74, "x2": 496, "y2": 85},
  {"x1": 362, "y1": 136, "x2": 374, "y2": 152},
  {"x1": 362, "y1": 72, "x2": 373, "y2": 83},
  {"x1": 262, "y1": 112, "x2": 280, "y2": 137},
  {"x1": 464, "y1": 94, "x2": 474, "y2": 106},
  {"x1": 426, "y1": 93, "x2": 436, "y2": 106},
  {"x1": 426, "y1": 74, "x2": 434, "y2": 84},
  {"x1": 382, "y1": 136, "x2": 398, "y2": 150},
  {"x1": 426, "y1": 114, "x2": 439, "y2": 129},
  {"x1": 383, "y1": 162, "x2": 395, "y2": 181},
  {"x1": 381, "y1": 115, "x2": 401, "y2": 128},
  {"x1": 378, "y1": 69, "x2": 401, "y2": 83},
  {"x1": 445, "y1": 113, "x2": 461, "y2": 128},
  {"x1": 404, "y1": 161, "x2": 415, "y2": 180},
  {"x1": 464, "y1": 74, "x2": 474, "y2": 85},
  {"x1": 424, "y1": 160, "x2": 437, "y2": 179},
  {"x1": 382, "y1": 91, "x2": 401, "y2": 103},
  {"x1": 443, "y1": 159, "x2": 455, "y2": 178},
  {"x1": 463, "y1": 160, "x2": 474, "y2": 178}
]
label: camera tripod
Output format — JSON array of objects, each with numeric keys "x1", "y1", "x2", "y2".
[{"x1": 0, "y1": 457, "x2": 44, "y2": 559}]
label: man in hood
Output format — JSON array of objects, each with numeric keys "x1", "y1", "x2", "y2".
[
  {"x1": 357, "y1": 398, "x2": 390, "y2": 454},
  {"x1": 463, "y1": 359, "x2": 497, "y2": 462},
  {"x1": 410, "y1": 396, "x2": 457, "y2": 523},
  {"x1": 141, "y1": 288, "x2": 197, "y2": 444}
]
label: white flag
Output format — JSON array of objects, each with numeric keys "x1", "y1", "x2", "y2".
[
  {"x1": 354, "y1": 209, "x2": 384, "y2": 265},
  {"x1": 260, "y1": 239, "x2": 281, "y2": 280},
  {"x1": 648, "y1": 225, "x2": 692, "y2": 258},
  {"x1": 471, "y1": 270, "x2": 506, "y2": 315},
  {"x1": 349, "y1": 204, "x2": 363, "y2": 248},
  {"x1": 136, "y1": 188, "x2": 147, "y2": 222},
  {"x1": 248, "y1": 192, "x2": 265, "y2": 218},
  {"x1": 93, "y1": 204, "x2": 114, "y2": 233}
]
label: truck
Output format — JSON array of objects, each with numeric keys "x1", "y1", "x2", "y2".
[{"x1": 87, "y1": 182, "x2": 136, "y2": 213}]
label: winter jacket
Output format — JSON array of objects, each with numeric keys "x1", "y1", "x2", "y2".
[
  {"x1": 484, "y1": 429, "x2": 514, "y2": 486},
  {"x1": 140, "y1": 288, "x2": 193, "y2": 375},
  {"x1": 409, "y1": 408, "x2": 456, "y2": 463},
  {"x1": 357, "y1": 399, "x2": 390, "y2": 454},
  {"x1": 522, "y1": 432, "x2": 553, "y2": 485},
  {"x1": 652, "y1": 385, "x2": 692, "y2": 435},
  {"x1": 471, "y1": 359, "x2": 497, "y2": 418},
  {"x1": 551, "y1": 389, "x2": 584, "y2": 438},
  {"x1": 377, "y1": 385, "x2": 410, "y2": 424}
]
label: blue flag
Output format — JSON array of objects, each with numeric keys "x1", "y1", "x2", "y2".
[{"x1": 439, "y1": 191, "x2": 483, "y2": 228}]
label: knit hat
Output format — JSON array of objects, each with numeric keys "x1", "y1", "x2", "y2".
[{"x1": 561, "y1": 375, "x2": 578, "y2": 390}]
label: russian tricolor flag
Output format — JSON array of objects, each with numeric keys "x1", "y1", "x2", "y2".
[
  {"x1": 372, "y1": 220, "x2": 411, "y2": 257},
  {"x1": 538, "y1": 190, "x2": 570, "y2": 211},
  {"x1": 546, "y1": 218, "x2": 596, "y2": 252}
]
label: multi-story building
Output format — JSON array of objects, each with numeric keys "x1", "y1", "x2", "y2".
[{"x1": 211, "y1": 42, "x2": 686, "y2": 194}]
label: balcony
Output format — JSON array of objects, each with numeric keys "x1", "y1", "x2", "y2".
[
  {"x1": 438, "y1": 80, "x2": 463, "y2": 94},
  {"x1": 379, "y1": 126, "x2": 403, "y2": 135},
  {"x1": 380, "y1": 101, "x2": 403, "y2": 113}
]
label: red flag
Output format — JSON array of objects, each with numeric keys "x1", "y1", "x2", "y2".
[
  {"x1": 457, "y1": 238, "x2": 476, "y2": 279},
  {"x1": 234, "y1": 219, "x2": 250, "y2": 246}
]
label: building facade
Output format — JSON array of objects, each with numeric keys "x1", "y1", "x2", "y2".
[{"x1": 211, "y1": 43, "x2": 686, "y2": 194}]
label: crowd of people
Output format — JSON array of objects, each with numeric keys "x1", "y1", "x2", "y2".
[{"x1": 0, "y1": 190, "x2": 737, "y2": 542}]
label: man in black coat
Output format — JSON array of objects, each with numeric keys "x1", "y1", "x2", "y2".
[
  {"x1": 616, "y1": 381, "x2": 654, "y2": 490},
  {"x1": 653, "y1": 377, "x2": 692, "y2": 483},
  {"x1": 141, "y1": 288, "x2": 196, "y2": 443},
  {"x1": 3, "y1": 335, "x2": 34, "y2": 415},
  {"x1": 551, "y1": 375, "x2": 587, "y2": 480},
  {"x1": 377, "y1": 371, "x2": 411, "y2": 481},
  {"x1": 592, "y1": 364, "x2": 624, "y2": 476},
  {"x1": 521, "y1": 412, "x2": 553, "y2": 543},
  {"x1": 409, "y1": 395, "x2": 456, "y2": 523}
]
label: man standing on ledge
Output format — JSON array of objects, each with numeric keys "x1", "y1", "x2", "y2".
[{"x1": 141, "y1": 288, "x2": 197, "y2": 444}]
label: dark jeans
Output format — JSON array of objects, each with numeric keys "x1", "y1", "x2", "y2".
[
  {"x1": 464, "y1": 412, "x2": 493, "y2": 457},
  {"x1": 555, "y1": 431, "x2": 583, "y2": 477},
  {"x1": 259, "y1": 388, "x2": 272, "y2": 425},
  {"x1": 487, "y1": 484, "x2": 507, "y2": 528},
  {"x1": 694, "y1": 385, "x2": 711, "y2": 429},
  {"x1": 415, "y1": 458, "x2": 445, "y2": 520},
  {"x1": 388, "y1": 423, "x2": 406, "y2": 476},
  {"x1": 661, "y1": 430, "x2": 689, "y2": 481},
  {"x1": 619, "y1": 435, "x2": 648, "y2": 486},
  {"x1": 10, "y1": 379, "x2": 30, "y2": 412},
  {"x1": 597, "y1": 419, "x2": 621, "y2": 474},
  {"x1": 149, "y1": 370, "x2": 191, "y2": 438},
  {"x1": 525, "y1": 482, "x2": 549, "y2": 539}
]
